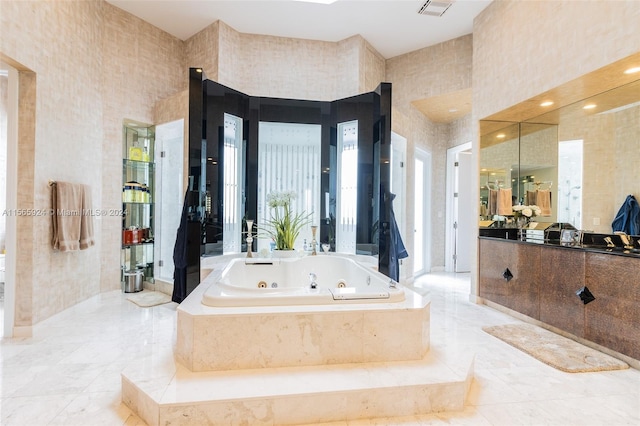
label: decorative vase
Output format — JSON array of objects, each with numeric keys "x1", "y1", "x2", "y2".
[{"x1": 516, "y1": 216, "x2": 530, "y2": 241}]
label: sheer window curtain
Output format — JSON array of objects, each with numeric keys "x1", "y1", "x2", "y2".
[{"x1": 257, "y1": 122, "x2": 321, "y2": 252}]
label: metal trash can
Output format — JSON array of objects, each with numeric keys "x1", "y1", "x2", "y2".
[{"x1": 123, "y1": 269, "x2": 144, "y2": 293}]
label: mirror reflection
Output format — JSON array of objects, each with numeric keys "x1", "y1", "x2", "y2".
[{"x1": 480, "y1": 78, "x2": 640, "y2": 233}]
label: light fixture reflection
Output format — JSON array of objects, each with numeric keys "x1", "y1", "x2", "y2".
[
  {"x1": 540, "y1": 101, "x2": 554, "y2": 107},
  {"x1": 583, "y1": 104, "x2": 597, "y2": 110},
  {"x1": 624, "y1": 66, "x2": 640, "y2": 74}
]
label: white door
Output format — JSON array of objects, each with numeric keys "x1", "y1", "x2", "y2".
[
  {"x1": 413, "y1": 149, "x2": 431, "y2": 276},
  {"x1": 455, "y1": 151, "x2": 473, "y2": 272}
]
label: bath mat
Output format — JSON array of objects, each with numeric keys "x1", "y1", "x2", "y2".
[
  {"x1": 482, "y1": 323, "x2": 629, "y2": 373},
  {"x1": 126, "y1": 291, "x2": 172, "y2": 308}
]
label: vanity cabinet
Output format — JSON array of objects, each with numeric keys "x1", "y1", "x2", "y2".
[
  {"x1": 479, "y1": 237, "x2": 640, "y2": 361},
  {"x1": 585, "y1": 252, "x2": 640, "y2": 360},
  {"x1": 478, "y1": 238, "x2": 540, "y2": 319},
  {"x1": 122, "y1": 122, "x2": 155, "y2": 284},
  {"x1": 539, "y1": 247, "x2": 585, "y2": 338}
]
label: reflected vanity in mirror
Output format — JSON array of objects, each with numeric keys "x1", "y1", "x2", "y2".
[
  {"x1": 480, "y1": 68, "x2": 640, "y2": 237},
  {"x1": 180, "y1": 69, "x2": 393, "y2": 299}
]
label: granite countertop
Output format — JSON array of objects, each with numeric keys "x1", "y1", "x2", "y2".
[{"x1": 479, "y1": 235, "x2": 640, "y2": 259}]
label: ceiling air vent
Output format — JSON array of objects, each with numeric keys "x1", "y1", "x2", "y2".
[{"x1": 418, "y1": 0, "x2": 454, "y2": 17}]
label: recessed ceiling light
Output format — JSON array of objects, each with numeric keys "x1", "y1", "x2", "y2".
[
  {"x1": 496, "y1": 133, "x2": 506, "y2": 139},
  {"x1": 624, "y1": 66, "x2": 640, "y2": 74},
  {"x1": 583, "y1": 104, "x2": 597, "y2": 110},
  {"x1": 540, "y1": 101, "x2": 554, "y2": 107},
  {"x1": 448, "y1": 108, "x2": 458, "y2": 113}
]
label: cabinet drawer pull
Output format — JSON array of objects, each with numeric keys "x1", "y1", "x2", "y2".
[
  {"x1": 576, "y1": 286, "x2": 595, "y2": 304},
  {"x1": 502, "y1": 268, "x2": 514, "y2": 282}
]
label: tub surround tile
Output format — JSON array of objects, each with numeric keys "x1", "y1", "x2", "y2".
[
  {"x1": 122, "y1": 352, "x2": 475, "y2": 426},
  {"x1": 176, "y1": 256, "x2": 430, "y2": 372},
  {"x1": 124, "y1": 256, "x2": 461, "y2": 425}
]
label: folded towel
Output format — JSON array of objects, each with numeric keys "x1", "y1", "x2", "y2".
[
  {"x1": 52, "y1": 182, "x2": 83, "y2": 252},
  {"x1": 80, "y1": 184, "x2": 95, "y2": 249},
  {"x1": 51, "y1": 182, "x2": 95, "y2": 251},
  {"x1": 536, "y1": 189, "x2": 552, "y2": 216},
  {"x1": 488, "y1": 189, "x2": 498, "y2": 216},
  {"x1": 497, "y1": 188, "x2": 513, "y2": 216},
  {"x1": 526, "y1": 190, "x2": 537, "y2": 206}
]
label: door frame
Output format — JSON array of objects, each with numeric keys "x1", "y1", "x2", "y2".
[
  {"x1": 2, "y1": 62, "x2": 18, "y2": 337},
  {"x1": 445, "y1": 142, "x2": 472, "y2": 273}
]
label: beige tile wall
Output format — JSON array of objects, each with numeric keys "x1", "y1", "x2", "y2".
[
  {"x1": 224, "y1": 27, "x2": 342, "y2": 100},
  {"x1": 1, "y1": 0, "x2": 185, "y2": 326},
  {"x1": 471, "y1": 0, "x2": 640, "y2": 295},
  {"x1": 185, "y1": 21, "x2": 219, "y2": 81},
  {"x1": 186, "y1": 22, "x2": 383, "y2": 102},
  {"x1": 386, "y1": 36, "x2": 473, "y2": 272}
]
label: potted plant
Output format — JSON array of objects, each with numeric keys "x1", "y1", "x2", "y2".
[{"x1": 261, "y1": 190, "x2": 312, "y2": 253}]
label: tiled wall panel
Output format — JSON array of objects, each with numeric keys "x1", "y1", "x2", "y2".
[{"x1": 0, "y1": 0, "x2": 185, "y2": 325}]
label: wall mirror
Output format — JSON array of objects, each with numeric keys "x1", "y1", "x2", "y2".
[
  {"x1": 184, "y1": 69, "x2": 393, "y2": 294},
  {"x1": 480, "y1": 77, "x2": 640, "y2": 233}
]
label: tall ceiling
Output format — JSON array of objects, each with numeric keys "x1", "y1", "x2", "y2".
[
  {"x1": 106, "y1": 0, "x2": 492, "y2": 59},
  {"x1": 106, "y1": 0, "x2": 492, "y2": 122}
]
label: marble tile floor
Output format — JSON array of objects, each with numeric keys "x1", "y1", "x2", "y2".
[{"x1": 0, "y1": 272, "x2": 639, "y2": 425}]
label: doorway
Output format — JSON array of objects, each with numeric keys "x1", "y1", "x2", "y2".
[
  {"x1": 445, "y1": 142, "x2": 472, "y2": 273},
  {"x1": 413, "y1": 149, "x2": 431, "y2": 276}
]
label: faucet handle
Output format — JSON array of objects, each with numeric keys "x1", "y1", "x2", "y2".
[{"x1": 614, "y1": 232, "x2": 634, "y2": 249}]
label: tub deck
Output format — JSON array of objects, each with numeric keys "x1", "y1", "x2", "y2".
[{"x1": 176, "y1": 254, "x2": 430, "y2": 372}]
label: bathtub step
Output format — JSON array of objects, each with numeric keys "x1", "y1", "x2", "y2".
[{"x1": 122, "y1": 350, "x2": 475, "y2": 425}]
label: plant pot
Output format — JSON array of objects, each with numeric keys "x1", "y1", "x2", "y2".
[{"x1": 272, "y1": 249, "x2": 299, "y2": 258}]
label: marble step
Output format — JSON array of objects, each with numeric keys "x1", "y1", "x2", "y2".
[{"x1": 122, "y1": 351, "x2": 475, "y2": 425}]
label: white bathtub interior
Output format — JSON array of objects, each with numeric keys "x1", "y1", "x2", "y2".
[{"x1": 202, "y1": 254, "x2": 404, "y2": 307}]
